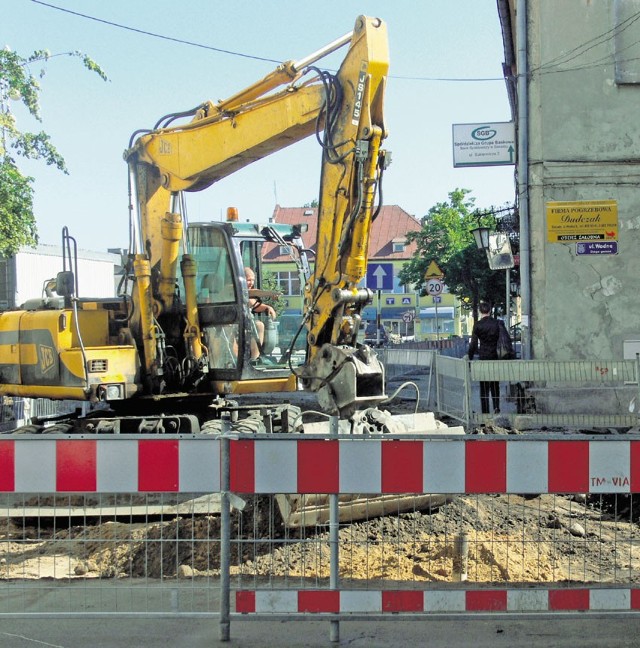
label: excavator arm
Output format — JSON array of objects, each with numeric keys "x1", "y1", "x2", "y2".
[{"x1": 124, "y1": 16, "x2": 390, "y2": 416}]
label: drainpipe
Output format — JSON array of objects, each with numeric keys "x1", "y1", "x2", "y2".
[{"x1": 516, "y1": 0, "x2": 532, "y2": 359}]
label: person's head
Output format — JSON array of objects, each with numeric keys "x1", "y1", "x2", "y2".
[
  {"x1": 244, "y1": 267, "x2": 255, "y2": 288},
  {"x1": 479, "y1": 301, "x2": 491, "y2": 316}
]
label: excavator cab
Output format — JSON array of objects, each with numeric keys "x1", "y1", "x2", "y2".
[{"x1": 183, "y1": 218, "x2": 309, "y2": 395}]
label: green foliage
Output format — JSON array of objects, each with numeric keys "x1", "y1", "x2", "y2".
[
  {"x1": 398, "y1": 189, "x2": 508, "y2": 318},
  {"x1": 0, "y1": 47, "x2": 107, "y2": 257},
  {"x1": 303, "y1": 199, "x2": 318, "y2": 208},
  {"x1": 0, "y1": 159, "x2": 37, "y2": 256},
  {"x1": 262, "y1": 271, "x2": 287, "y2": 316}
]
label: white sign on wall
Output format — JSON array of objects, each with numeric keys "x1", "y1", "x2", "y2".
[{"x1": 452, "y1": 122, "x2": 516, "y2": 167}]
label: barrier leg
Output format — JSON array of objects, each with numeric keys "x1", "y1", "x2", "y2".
[
  {"x1": 329, "y1": 415, "x2": 340, "y2": 643},
  {"x1": 219, "y1": 433, "x2": 231, "y2": 642}
]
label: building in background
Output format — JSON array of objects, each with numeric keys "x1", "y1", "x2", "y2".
[
  {"x1": 0, "y1": 245, "x2": 120, "y2": 309},
  {"x1": 266, "y1": 205, "x2": 468, "y2": 341}
]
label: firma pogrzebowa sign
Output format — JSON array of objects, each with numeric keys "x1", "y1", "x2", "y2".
[{"x1": 452, "y1": 122, "x2": 516, "y2": 167}]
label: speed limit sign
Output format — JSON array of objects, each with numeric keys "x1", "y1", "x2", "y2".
[{"x1": 426, "y1": 278, "x2": 443, "y2": 296}]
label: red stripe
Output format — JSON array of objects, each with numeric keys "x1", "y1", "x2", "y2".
[
  {"x1": 549, "y1": 589, "x2": 589, "y2": 610},
  {"x1": 465, "y1": 440, "x2": 506, "y2": 493},
  {"x1": 138, "y1": 440, "x2": 179, "y2": 491},
  {"x1": 229, "y1": 440, "x2": 255, "y2": 493},
  {"x1": 381, "y1": 441, "x2": 423, "y2": 493},
  {"x1": 548, "y1": 441, "x2": 589, "y2": 493},
  {"x1": 631, "y1": 589, "x2": 640, "y2": 610},
  {"x1": 382, "y1": 590, "x2": 423, "y2": 612},
  {"x1": 0, "y1": 440, "x2": 14, "y2": 491},
  {"x1": 297, "y1": 440, "x2": 338, "y2": 493},
  {"x1": 56, "y1": 440, "x2": 96, "y2": 492},
  {"x1": 631, "y1": 442, "x2": 640, "y2": 493},
  {"x1": 298, "y1": 590, "x2": 340, "y2": 613},
  {"x1": 466, "y1": 590, "x2": 507, "y2": 611},
  {"x1": 236, "y1": 591, "x2": 256, "y2": 613}
]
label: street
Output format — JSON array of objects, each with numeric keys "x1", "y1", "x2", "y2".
[{"x1": 3, "y1": 615, "x2": 640, "y2": 647}]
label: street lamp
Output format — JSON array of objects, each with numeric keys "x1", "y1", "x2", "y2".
[
  {"x1": 470, "y1": 225, "x2": 491, "y2": 252},
  {"x1": 469, "y1": 226, "x2": 515, "y2": 329}
]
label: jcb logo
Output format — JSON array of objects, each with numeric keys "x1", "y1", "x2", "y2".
[
  {"x1": 159, "y1": 139, "x2": 172, "y2": 155},
  {"x1": 38, "y1": 345, "x2": 55, "y2": 374}
]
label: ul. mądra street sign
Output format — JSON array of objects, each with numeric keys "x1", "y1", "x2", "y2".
[{"x1": 366, "y1": 263, "x2": 394, "y2": 291}]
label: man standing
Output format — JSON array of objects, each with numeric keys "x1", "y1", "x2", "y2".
[{"x1": 468, "y1": 301, "x2": 501, "y2": 414}]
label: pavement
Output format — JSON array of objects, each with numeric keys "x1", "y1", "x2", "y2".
[{"x1": 3, "y1": 615, "x2": 640, "y2": 647}]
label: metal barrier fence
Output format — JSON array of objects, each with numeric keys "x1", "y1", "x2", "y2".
[
  {"x1": 382, "y1": 351, "x2": 640, "y2": 431},
  {"x1": 2, "y1": 433, "x2": 640, "y2": 644}
]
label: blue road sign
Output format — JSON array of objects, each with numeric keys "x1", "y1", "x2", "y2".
[
  {"x1": 576, "y1": 242, "x2": 618, "y2": 255},
  {"x1": 366, "y1": 263, "x2": 394, "y2": 290}
]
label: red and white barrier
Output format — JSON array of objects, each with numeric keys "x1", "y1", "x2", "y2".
[
  {"x1": 236, "y1": 588, "x2": 640, "y2": 614},
  {"x1": 0, "y1": 436, "x2": 638, "y2": 494},
  {"x1": 0, "y1": 438, "x2": 220, "y2": 493},
  {"x1": 230, "y1": 437, "x2": 640, "y2": 495}
]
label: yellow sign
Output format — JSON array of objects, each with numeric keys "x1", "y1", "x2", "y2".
[
  {"x1": 425, "y1": 260, "x2": 444, "y2": 279},
  {"x1": 546, "y1": 200, "x2": 618, "y2": 243}
]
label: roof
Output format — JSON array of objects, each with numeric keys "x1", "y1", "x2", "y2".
[{"x1": 265, "y1": 205, "x2": 422, "y2": 261}]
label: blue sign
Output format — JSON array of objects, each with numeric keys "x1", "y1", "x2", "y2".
[
  {"x1": 576, "y1": 242, "x2": 618, "y2": 255},
  {"x1": 385, "y1": 297, "x2": 395, "y2": 305},
  {"x1": 401, "y1": 297, "x2": 412, "y2": 304},
  {"x1": 366, "y1": 263, "x2": 394, "y2": 290}
]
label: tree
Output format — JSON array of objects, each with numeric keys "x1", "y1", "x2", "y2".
[
  {"x1": 398, "y1": 189, "x2": 508, "y2": 320},
  {"x1": 0, "y1": 48, "x2": 107, "y2": 257}
]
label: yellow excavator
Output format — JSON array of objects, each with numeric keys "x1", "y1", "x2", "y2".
[
  {"x1": 0, "y1": 17, "x2": 461, "y2": 524},
  {"x1": 0, "y1": 15, "x2": 388, "y2": 429}
]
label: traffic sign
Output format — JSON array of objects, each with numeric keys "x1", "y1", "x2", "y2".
[
  {"x1": 402, "y1": 311, "x2": 414, "y2": 323},
  {"x1": 366, "y1": 263, "x2": 394, "y2": 291},
  {"x1": 425, "y1": 260, "x2": 444, "y2": 279},
  {"x1": 426, "y1": 278, "x2": 443, "y2": 296}
]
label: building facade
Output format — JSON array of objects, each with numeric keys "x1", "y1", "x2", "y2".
[
  {"x1": 499, "y1": 0, "x2": 640, "y2": 360},
  {"x1": 0, "y1": 245, "x2": 120, "y2": 309},
  {"x1": 265, "y1": 205, "x2": 469, "y2": 341}
]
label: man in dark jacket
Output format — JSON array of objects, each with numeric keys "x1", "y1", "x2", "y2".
[{"x1": 468, "y1": 301, "x2": 501, "y2": 414}]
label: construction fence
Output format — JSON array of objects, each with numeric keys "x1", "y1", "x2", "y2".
[
  {"x1": 1, "y1": 432, "x2": 640, "y2": 644},
  {"x1": 382, "y1": 348, "x2": 640, "y2": 431}
]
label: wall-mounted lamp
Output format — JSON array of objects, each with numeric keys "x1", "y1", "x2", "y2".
[{"x1": 470, "y1": 225, "x2": 491, "y2": 251}]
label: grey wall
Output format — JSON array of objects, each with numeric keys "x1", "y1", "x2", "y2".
[{"x1": 528, "y1": 0, "x2": 640, "y2": 359}]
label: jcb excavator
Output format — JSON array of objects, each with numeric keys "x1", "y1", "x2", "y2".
[
  {"x1": 0, "y1": 15, "x2": 388, "y2": 426},
  {"x1": 0, "y1": 16, "x2": 461, "y2": 524}
]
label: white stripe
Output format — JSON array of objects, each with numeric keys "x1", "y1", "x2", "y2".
[
  {"x1": 507, "y1": 441, "x2": 548, "y2": 493},
  {"x1": 255, "y1": 590, "x2": 297, "y2": 613},
  {"x1": 254, "y1": 440, "x2": 297, "y2": 493},
  {"x1": 507, "y1": 589, "x2": 548, "y2": 611},
  {"x1": 424, "y1": 590, "x2": 465, "y2": 612},
  {"x1": 15, "y1": 440, "x2": 56, "y2": 492},
  {"x1": 589, "y1": 441, "x2": 630, "y2": 493},
  {"x1": 423, "y1": 440, "x2": 465, "y2": 493},
  {"x1": 179, "y1": 438, "x2": 220, "y2": 492},
  {"x1": 340, "y1": 590, "x2": 382, "y2": 612},
  {"x1": 590, "y1": 588, "x2": 630, "y2": 610},
  {"x1": 340, "y1": 440, "x2": 381, "y2": 493},
  {"x1": 97, "y1": 440, "x2": 138, "y2": 492}
]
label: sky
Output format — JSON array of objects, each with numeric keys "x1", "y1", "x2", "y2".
[{"x1": 4, "y1": 0, "x2": 515, "y2": 252}]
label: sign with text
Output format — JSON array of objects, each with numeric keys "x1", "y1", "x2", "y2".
[
  {"x1": 576, "y1": 241, "x2": 618, "y2": 256},
  {"x1": 452, "y1": 122, "x2": 516, "y2": 167},
  {"x1": 546, "y1": 200, "x2": 618, "y2": 243}
]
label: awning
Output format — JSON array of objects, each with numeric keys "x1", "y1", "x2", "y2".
[{"x1": 419, "y1": 307, "x2": 454, "y2": 319}]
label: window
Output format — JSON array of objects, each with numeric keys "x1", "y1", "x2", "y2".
[
  {"x1": 275, "y1": 271, "x2": 301, "y2": 296},
  {"x1": 392, "y1": 242, "x2": 405, "y2": 253}
]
